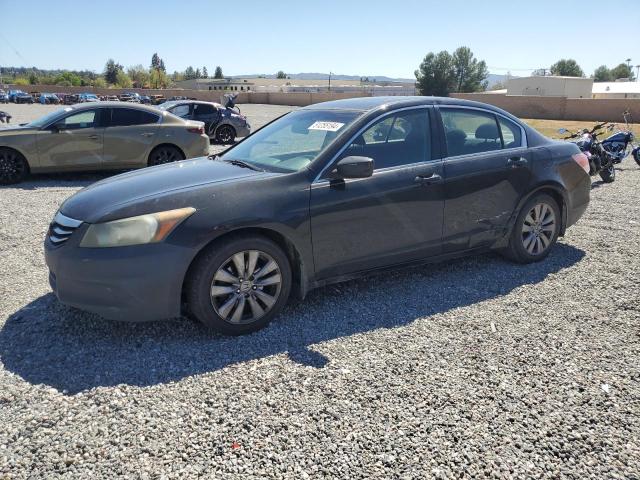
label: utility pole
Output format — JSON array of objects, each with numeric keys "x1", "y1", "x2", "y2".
[
  {"x1": 636, "y1": 65, "x2": 640, "y2": 82},
  {"x1": 328, "y1": 71, "x2": 332, "y2": 92}
]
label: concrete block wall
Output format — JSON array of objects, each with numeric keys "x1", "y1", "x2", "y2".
[{"x1": 452, "y1": 93, "x2": 640, "y2": 123}]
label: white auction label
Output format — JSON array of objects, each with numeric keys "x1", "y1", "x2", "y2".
[{"x1": 308, "y1": 121, "x2": 345, "y2": 132}]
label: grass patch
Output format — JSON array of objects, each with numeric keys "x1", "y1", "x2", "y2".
[{"x1": 523, "y1": 118, "x2": 640, "y2": 139}]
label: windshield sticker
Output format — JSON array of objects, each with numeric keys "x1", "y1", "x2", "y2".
[{"x1": 308, "y1": 121, "x2": 345, "y2": 132}]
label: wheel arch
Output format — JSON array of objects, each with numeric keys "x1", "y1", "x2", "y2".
[{"x1": 181, "y1": 226, "x2": 309, "y2": 310}]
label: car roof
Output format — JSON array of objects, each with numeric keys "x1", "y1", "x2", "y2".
[
  {"x1": 302, "y1": 95, "x2": 524, "y2": 123},
  {"x1": 68, "y1": 101, "x2": 162, "y2": 113}
]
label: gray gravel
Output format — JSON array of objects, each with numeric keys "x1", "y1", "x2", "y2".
[{"x1": 1, "y1": 104, "x2": 639, "y2": 479}]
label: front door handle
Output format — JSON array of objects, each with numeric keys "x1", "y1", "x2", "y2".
[
  {"x1": 140, "y1": 132, "x2": 154, "y2": 137},
  {"x1": 414, "y1": 173, "x2": 443, "y2": 185},
  {"x1": 507, "y1": 157, "x2": 527, "y2": 168},
  {"x1": 87, "y1": 134, "x2": 99, "y2": 140}
]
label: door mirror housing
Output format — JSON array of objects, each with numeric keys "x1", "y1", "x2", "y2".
[{"x1": 332, "y1": 156, "x2": 374, "y2": 179}]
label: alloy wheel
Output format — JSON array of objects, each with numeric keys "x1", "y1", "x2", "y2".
[
  {"x1": 521, "y1": 202, "x2": 556, "y2": 256},
  {"x1": 217, "y1": 125, "x2": 234, "y2": 144},
  {"x1": 151, "y1": 148, "x2": 179, "y2": 165},
  {"x1": 0, "y1": 150, "x2": 26, "y2": 184},
  {"x1": 210, "y1": 250, "x2": 282, "y2": 324}
]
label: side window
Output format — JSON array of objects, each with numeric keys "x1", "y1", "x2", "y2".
[
  {"x1": 195, "y1": 104, "x2": 216, "y2": 115},
  {"x1": 498, "y1": 117, "x2": 523, "y2": 149},
  {"x1": 441, "y1": 109, "x2": 501, "y2": 156},
  {"x1": 344, "y1": 110, "x2": 430, "y2": 169},
  {"x1": 111, "y1": 108, "x2": 159, "y2": 126},
  {"x1": 59, "y1": 110, "x2": 97, "y2": 130},
  {"x1": 170, "y1": 104, "x2": 190, "y2": 118}
]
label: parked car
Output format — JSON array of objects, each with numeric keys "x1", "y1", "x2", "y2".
[
  {"x1": 0, "y1": 90, "x2": 8, "y2": 104},
  {"x1": 78, "y1": 93, "x2": 100, "y2": 103},
  {"x1": 8, "y1": 90, "x2": 34, "y2": 104},
  {"x1": 149, "y1": 94, "x2": 166, "y2": 105},
  {"x1": 103, "y1": 95, "x2": 120, "y2": 102},
  {"x1": 158, "y1": 100, "x2": 250, "y2": 143},
  {"x1": 119, "y1": 92, "x2": 141, "y2": 103},
  {"x1": 62, "y1": 94, "x2": 79, "y2": 105},
  {"x1": 30, "y1": 92, "x2": 41, "y2": 102},
  {"x1": 43, "y1": 96, "x2": 591, "y2": 335},
  {"x1": 39, "y1": 93, "x2": 60, "y2": 105},
  {"x1": 0, "y1": 102, "x2": 209, "y2": 183},
  {"x1": 139, "y1": 95, "x2": 152, "y2": 104}
]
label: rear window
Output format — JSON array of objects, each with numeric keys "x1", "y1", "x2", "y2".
[
  {"x1": 110, "y1": 108, "x2": 159, "y2": 126},
  {"x1": 194, "y1": 104, "x2": 216, "y2": 115}
]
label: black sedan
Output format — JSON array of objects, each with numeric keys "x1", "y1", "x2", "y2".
[{"x1": 45, "y1": 96, "x2": 591, "y2": 335}]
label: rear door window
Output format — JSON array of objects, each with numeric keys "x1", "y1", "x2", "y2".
[
  {"x1": 440, "y1": 109, "x2": 501, "y2": 156},
  {"x1": 194, "y1": 104, "x2": 216, "y2": 116},
  {"x1": 110, "y1": 108, "x2": 159, "y2": 126}
]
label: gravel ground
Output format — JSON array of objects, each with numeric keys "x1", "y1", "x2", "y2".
[{"x1": 1, "y1": 104, "x2": 639, "y2": 479}]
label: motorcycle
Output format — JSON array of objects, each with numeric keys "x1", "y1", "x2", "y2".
[
  {"x1": 558, "y1": 122, "x2": 617, "y2": 183},
  {"x1": 601, "y1": 110, "x2": 640, "y2": 167}
]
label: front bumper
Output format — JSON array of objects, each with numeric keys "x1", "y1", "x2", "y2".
[
  {"x1": 236, "y1": 124, "x2": 251, "y2": 138},
  {"x1": 44, "y1": 224, "x2": 194, "y2": 322}
]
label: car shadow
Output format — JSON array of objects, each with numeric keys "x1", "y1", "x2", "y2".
[
  {"x1": 0, "y1": 244, "x2": 585, "y2": 394},
  {"x1": 0, "y1": 171, "x2": 115, "y2": 190}
]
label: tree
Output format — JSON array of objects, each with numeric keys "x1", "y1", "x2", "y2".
[
  {"x1": 593, "y1": 65, "x2": 612, "y2": 82},
  {"x1": 452, "y1": 46, "x2": 489, "y2": 92},
  {"x1": 276, "y1": 70, "x2": 287, "y2": 79},
  {"x1": 184, "y1": 66, "x2": 196, "y2": 80},
  {"x1": 127, "y1": 64, "x2": 150, "y2": 88},
  {"x1": 151, "y1": 53, "x2": 161, "y2": 70},
  {"x1": 415, "y1": 51, "x2": 455, "y2": 96},
  {"x1": 115, "y1": 70, "x2": 133, "y2": 88},
  {"x1": 550, "y1": 59, "x2": 584, "y2": 77},
  {"x1": 610, "y1": 63, "x2": 634, "y2": 81},
  {"x1": 202, "y1": 66, "x2": 208, "y2": 78},
  {"x1": 104, "y1": 58, "x2": 124, "y2": 85},
  {"x1": 195, "y1": 68, "x2": 201, "y2": 79},
  {"x1": 214, "y1": 66, "x2": 223, "y2": 79},
  {"x1": 150, "y1": 69, "x2": 170, "y2": 88},
  {"x1": 28, "y1": 72, "x2": 39, "y2": 85},
  {"x1": 93, "y1": 77, "x2": 107, "y2": 88}
]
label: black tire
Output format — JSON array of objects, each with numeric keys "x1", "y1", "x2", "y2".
[
  {"x1": 504, "y1": 193, "x2": 561, "y2": 264},
  {"x1": 599, "y1": 164, "x2": 615, "y2": 183},
  {"x1": 147, "y1": 145, "x2": 184, "y2": 167},
  {"x1": 186, "y1": 235, "x2": 292, "y2": 335},
  {"x1": 215, "y1": 124, "x2": 236, "y2": 144},
  {"x1": 0, "y1": 147, "x2": 29, "y2": 184},
  {"x1": 633, "y1": 149, "x2": 640, "y2": 167}
]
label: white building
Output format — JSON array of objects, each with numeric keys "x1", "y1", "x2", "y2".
[
  {"x1": 592, "y1": 81, "x2": 640, "y2": 99},
  {"x1": 506, "y1": 76, "x2": 593, "y2": 98}
]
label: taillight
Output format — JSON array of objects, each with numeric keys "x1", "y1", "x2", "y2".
[
  {"x1": 187, "y1": 126, "x2": 204, "y2": 135},
  {"x1": 572, "y1": 152, "x2": 590, "y2": 174}
]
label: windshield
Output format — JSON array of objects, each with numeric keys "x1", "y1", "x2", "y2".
[
  {"x1": 27, "y1": 107, "x2": 73, "y2": 128},
  {"x1": 220, "y1": 109, "x2": 362, "y2": 172}
]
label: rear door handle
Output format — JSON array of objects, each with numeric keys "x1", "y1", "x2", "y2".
[
  {"x1": 87, "y1": 134, "x2": 99, "y2": 140},
  {"x1": 141, "y1": 132, "x2": 154, "y2": 137},
  {"x1": 414, "y1": 173, "x2": 443, "y2": 185},
  {"x1": 507, "y1": 157, "x2": 527, "y2": 167}
]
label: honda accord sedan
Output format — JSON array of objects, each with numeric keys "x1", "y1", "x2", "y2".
[
  {"x1": 45, "y1": 96, "x2": 591, "y2": 335},
  {"x1": 0, "y1": 102, "x2": 210, "y2": 184}
]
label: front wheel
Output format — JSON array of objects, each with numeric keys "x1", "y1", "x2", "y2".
[
  {"x1": 599, "y1": 164, "x2": 615, "y2": 183},
  {"x1": 504, "y1": 194, "x2": 560, "y2": 263},
  {"x1": 186, "y1": 235, "x2": 292, "y2": 335},
  {"x1": 0, "y1": 148, "x2": 29, "y2": 184},
  {"x1": 633, "y1": 148, "x2": 640, "y2": 167}
]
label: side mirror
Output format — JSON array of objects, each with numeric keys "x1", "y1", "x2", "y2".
[{"x1": 333, "y1": 156, "x2": 374, "y2": 179}]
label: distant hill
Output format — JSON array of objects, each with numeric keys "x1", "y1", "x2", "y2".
[{"x1": 486, "y1": 74, "x2": 516, "y2": 88}]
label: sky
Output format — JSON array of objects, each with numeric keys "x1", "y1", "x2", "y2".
[{"x1": 1, "y1": 0, "x2": 639, "y2": 79}]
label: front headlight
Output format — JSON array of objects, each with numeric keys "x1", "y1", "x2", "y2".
[{"x1": 80, "y1": 207, "x2": 195, "y2": 248}]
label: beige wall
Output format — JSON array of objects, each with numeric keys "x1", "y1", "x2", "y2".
[
  {"x1": 5, "y1": 84, "x2": 369, "y2": 107},
  {"x1": 452, "y1": 93, "x2": 640, "y2": 122}
]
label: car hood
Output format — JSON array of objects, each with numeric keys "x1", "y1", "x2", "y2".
[{"x1": 60, "y1": 157, "x2": 270, "y2": 223}]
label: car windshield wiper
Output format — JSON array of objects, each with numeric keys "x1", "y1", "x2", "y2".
[{"x1": 219, "y1": 158, "x2": 264, "y2": 172}]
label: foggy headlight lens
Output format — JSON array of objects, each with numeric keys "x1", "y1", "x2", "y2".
[{"x1": 80, "y1": 207, "x2": 195, "y2": 248}]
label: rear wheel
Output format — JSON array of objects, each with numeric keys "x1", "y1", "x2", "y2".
[
  {"x1": 186, "y1": 235, "x2": 292, "y2": 335},
  {"x1": 504, "y1": 193, "x2": 560, "y2": 263},
  {"x1": 215, "y1": 124, "x2": 236, "y2": 144},
  {"x1": 599, "y1": 164, "x2": 615, "y2": 183},
  {"x1": 147, "y1": 145, "x2": 184, "y2": 167},
  {"x1": 0, "y1": 148, "x2": 29, "y2": 184}
]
